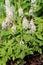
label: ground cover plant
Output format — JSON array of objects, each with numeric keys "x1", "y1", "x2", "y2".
[{"x1": 0, "y1": 0, "x2": 43, "y2": 65}]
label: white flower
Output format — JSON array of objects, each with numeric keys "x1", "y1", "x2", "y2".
[
  {"x1": 10, "y1": 6, "x2": 14, "y2": 13},
  {"x1": 11, "y1": 24, "x2": 16, "y2": 32},
  {"x1": 23, "y1": 17, "x2": 29, "y2": 29},
  {"x1": 29, "y1": 19, "x2": 36, "y2": 32},
  {"x1": 29, "y1": 29, "x2": 35, "y2": 34},
  {"x1": 2, "y1": 21, "x2": 7, "y2": 30},
  {"x1": 18, "y1": 7, "x2": 23, "y2": 17},
  {"x1": 29, "y1": 7, "x2": 33, "y2": 15},
  {"x1": 29, "y1": 19, "x2": 34, "y2": 26},
  {"x1": 6, "y1": 6, "x2": 14, "y2": 18},
  {"x1": 31, "y1": 0, "x2": 36, "y2": 7},
  {"x1": 5, "y1": 0, "x2": 10, "y2": 7},
  {"x1": 31, "y1": 25, "x2": 36, "y2": 31},
  {"x1": 5, "y1": 17, "x2": 10, "y2": 24},
  {"x1": 31, "y1": 0, "x2": 36, "y2": 4},
  {"x1": 20, "y1": 40, "x2": 24, "y2": 45}
]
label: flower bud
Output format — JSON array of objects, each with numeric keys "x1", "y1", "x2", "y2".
[{"x1": 20, "y1": 40, "x2": 24, "y2": 45}]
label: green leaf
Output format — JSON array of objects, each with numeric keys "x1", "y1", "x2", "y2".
[
  {"x1": 38, "y1": 48, "x2": 42, "y2": 54},
  {"x1": 35, "y1": 32, "x2": 43, "y2": 40},
  {"x1": 23, "y1": 34, "x2": 32, "y2": 42}
]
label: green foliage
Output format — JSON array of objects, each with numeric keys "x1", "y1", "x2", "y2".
[
  {"x1": 0, "y1": 3, "x2": 6, "y2": 24},
  {"x1": 0, "y1": 0, "x2": 43, "y2": 65},
  {"x1": 33, "y1": 0, "x2": 43, "y2": 17}
]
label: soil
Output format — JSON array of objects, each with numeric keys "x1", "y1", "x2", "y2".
[{"x1": 6, "y1": 54, "x2": 43, "y2": 65}]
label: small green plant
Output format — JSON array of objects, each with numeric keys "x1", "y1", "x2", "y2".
[{"x1": 0, "y1": 0, "x2": 43, "y2": 65}]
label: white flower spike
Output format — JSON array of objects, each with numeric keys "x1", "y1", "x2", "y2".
[
  {"x1": 6, "y1": 6, "x2": 14, "y2": 18},
  {"x1": 23, "y1": 17, "x2": 29, "y2": 29},
  {"x1": 29, "y1": 19, "x2": 36, "y2": 33},
  {"x1": 31, "y1": 0, "x2": 36, "y2": 7},
  {"x1": 2, "y1": 21, "x2": 7, "y2": 30},
  {"x1": 29, "y1": 7, "x2": 33, "y2": 15},
  {"x1": 11, "y1": 24, "x2": 16, "y2": 32},
  {"x1": 5, "y1": 17, "x2": 10, "y2": 24},
  {"x1": 18, "y1": 7, "x2": 23, "y2": 17},
  {"x1": 31, "y1": 0, "x2": 36, "y2": 4},
  {"x1": 5, "y1": 0, "x2": 10, "y2": 7}
]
